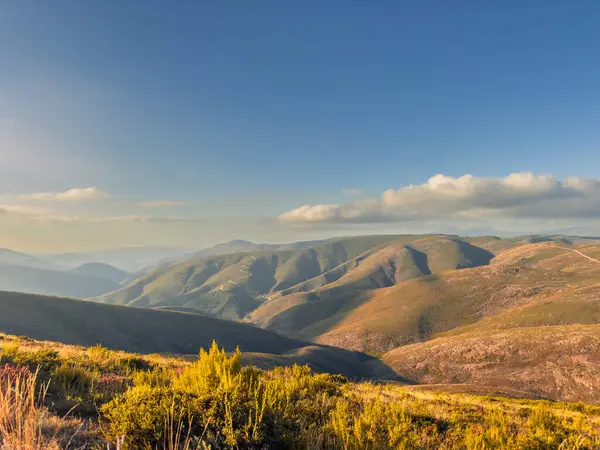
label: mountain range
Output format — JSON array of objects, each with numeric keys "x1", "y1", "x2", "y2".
[{"x1": 2, "y1": 233, "x2": 600, "y2": 402}]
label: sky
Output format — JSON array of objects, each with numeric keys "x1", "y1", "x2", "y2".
[{"x1": 1, "y1": 1, "x2": 600, "y2": 252}]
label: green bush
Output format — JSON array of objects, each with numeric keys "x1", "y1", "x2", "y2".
[{"x1": 101, "y1": 384, "x2": 204, "y2": 449}]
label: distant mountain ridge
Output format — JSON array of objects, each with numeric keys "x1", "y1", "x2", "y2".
[
  {"x1": 69, "y1": 262, "x2": 130, "y2": 284},
  {"x1": 0, "y1": 248, "x2": 61, "y2": 270},
  {"x1": 39, "y1": 246, "x2": 191, "y2": 272},
  {"x1": 0, "y1": 263, "x2": 120, "y2": 299}
]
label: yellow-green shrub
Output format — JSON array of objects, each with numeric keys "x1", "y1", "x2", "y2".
[
  {"x1": 132, "y1": 366, "x2": 174, "y2": 388},
  {"x1": 100, "y1": 385, "x2": 203, "y2": 449}
]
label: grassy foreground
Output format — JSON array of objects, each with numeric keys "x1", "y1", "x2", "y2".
[{"x1": 0, "y1": 334, "x2": 599, "y2": 449}]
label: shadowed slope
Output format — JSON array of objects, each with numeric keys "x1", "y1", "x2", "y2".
[{"x1": 0, "y1": 290, "x2": 399, "y2": 379}]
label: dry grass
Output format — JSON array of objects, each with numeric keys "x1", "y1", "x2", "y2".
[{"x1": 0, "y1": 366, "x2": 58, "y2": 450}]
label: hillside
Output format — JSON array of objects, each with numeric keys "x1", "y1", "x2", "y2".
[
  {"x1": 91, "y1": 234, "x2": 498, "y2": 320},
  {"x1": 246, "y1": 235, "x2": 498, "y2": 335},
  {"x1": 90, "y1": 235, "x2": 403, "y2": 319},
  {"x1": 383, "y1": 324, "x2": 600, "y2": 403},
  {"x1": 303, "y1": 242, "x2": 600, "y2": 353},
  {"x1": 69, "y1": 262, "x2": 130, "y2": 284},
  {"x1": 0, "y1": 263, "x2": 120, "y2": 298},
  {"x1": 0, "y1": 290, "x2": 396, "y2": 379},
  {"x1": 91, "y1": 234, "x2": 599, "y2": 342}
]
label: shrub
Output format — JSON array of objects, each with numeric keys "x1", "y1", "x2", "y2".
[
  {"x1": 174, "y1": 340, "x2": 243, "y2": 394},
  {"x1": 133, "y1": 366, "x2": 174, "y2": 388},
  {"x1": 51, "y1": 364, "x2": 93, "y2": 400},
  {"x1": 87, "y1": 344, "x2": 112, "y2": 363},
  {"x1": 100, "y1": 385, "x2": 204, "y2": 449},
  {"x1": 103, "y1": 342, "x2": 347, "y2": 449}
]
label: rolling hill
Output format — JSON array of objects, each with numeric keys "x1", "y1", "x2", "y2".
[
  {"x1": 90, "y1": 235, "x2": 403, "y2": 319},
  {"x1": 90, "y1": 234, "x2": 502, "y2": 319},
  {"x1": 0, "y1": 263, "x2": 120, "y2": 298},
  {"x1": 0, "y1": 290, "x2": 397, "y2": 379},
  {"x1": 295, "y1": 242, "x2": 600, "y2": 353},
  {"x1": 69, "y1": 262, "x2": 130, "y2": 284}
]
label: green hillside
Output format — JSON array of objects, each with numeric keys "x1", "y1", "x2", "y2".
[
  {"x1": 246, "y1": 235, "x2": 497, "y2": 336},
  {"x1": 90, "y1": 235, "x2": 401, "y2": 319},
  {"x1": 90, "y1": 234, "x2": 498, "y2": 320}
]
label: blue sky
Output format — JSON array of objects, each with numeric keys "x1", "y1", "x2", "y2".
[{"x1": 1, "y1": 2, "x2": 600, "y2": 251}]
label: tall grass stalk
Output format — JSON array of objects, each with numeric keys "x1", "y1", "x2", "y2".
[{"x1": 0, "y1": 367, "x2": 54, "y2": 450}]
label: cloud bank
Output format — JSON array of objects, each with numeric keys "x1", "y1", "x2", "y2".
[
  {"x1": 22, "y1": 187, "x2": 110, "y2": 202},
  {"x1": 279, "y1": 173, "x2": 600, "y2": 224}
]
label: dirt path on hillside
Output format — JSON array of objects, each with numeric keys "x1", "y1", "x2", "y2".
[{"x1": 558, "y1": 247, "x2": 600, "y2": 264}]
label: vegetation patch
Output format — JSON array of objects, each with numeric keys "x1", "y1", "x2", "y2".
[{"x1": 0, "y1": 334, "x2": 598, "y2": 449}]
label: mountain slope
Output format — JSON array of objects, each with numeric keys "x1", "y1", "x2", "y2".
[
  {"x1": 308, "y1": 242, "x2": 600, "y2": 353},
  {"x1": 246, "y1": 236, "x2": 496, "y2": 339},
  {"x1": 0, "y1": 263, "x2": 119, "y2": 298},
  {"x1": 383, "y1": 324, "x2": 600, "y2": 403},
  {"x1": 90, "y1": 235, "x2": 403, "y2": 319},
  {"x1": 69, "y1": 262, "x2": 130, "y2": 284},
  {"x1": 0, "y1": 248, "x2": 59, "y2": 270},
  {"x1": 0, "y1": 290, "x2": 397, "y2": 379}
]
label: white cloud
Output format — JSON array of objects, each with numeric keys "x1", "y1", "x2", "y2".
[
  {"x1": 280, "y1": 172, "x2": 600, "y2": 224},
  {"x1": 137, "y1": 200, "x2": 192, "y2": 208},
  {"x1": 22, "y1": 187, "x2": 110, "y2": 202}
]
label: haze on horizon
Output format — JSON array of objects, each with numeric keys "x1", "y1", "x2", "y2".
[{"x1": 1, "y1": 2, "x2": 599, "y2": 253}]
